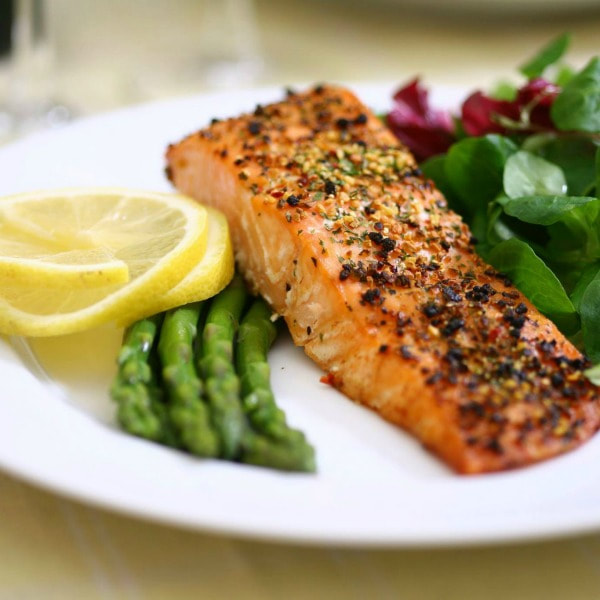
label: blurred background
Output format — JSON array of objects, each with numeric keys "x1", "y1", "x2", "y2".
[{"x1": 0, "y1": 0, "x2": 599, "y2": 132}]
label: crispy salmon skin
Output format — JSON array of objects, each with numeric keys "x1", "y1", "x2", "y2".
[{"x1": 166, "y1": 85, "x2": 600, "y2": 473}]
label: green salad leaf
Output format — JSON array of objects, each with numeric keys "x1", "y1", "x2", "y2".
[
  {"x1": 487, "y1": 238, "x2": 579, "y2": 334},
  {"x1": 596, "y1": 146, "x2": 600, "y2": 198},
  {"x1": 580, "y1": 272, "x2": 600, "y2": 362},
  {"x1": 551, "y1": 57, "x2": 600, "y2": 132},
  {"x1": 546, "y1": 201, "x2": 600, "y2": 260},
  {"x1": 503, "y1": 151, "x2": 567, "y2": 199},
  {"x1": 584, "y1": 363, "x2": 600, "y2": 385},
  {"x1": 491, "y1": 81, "x2": 518, "y2": 101},
  {"x1": 420, "y1": 154, "x2": 457, "y2": 206},
  {"x1": 571, "y1": 263, "x2": 600, "y2": 310},
  {"x1": 519, "y1": 33, "x2": 571, "y2": 80},
  {"x1": 532, "y1": 136, "x2": 599, "y2": 196},
  {"x1": 501, "y1": 195, "x2": 597, "y2": 226},
  {"x1": 444, "y1": 135, "x2": 517, "y2": 215}
]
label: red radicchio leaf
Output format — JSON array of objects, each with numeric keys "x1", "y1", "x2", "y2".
[
  {"x1": 516, "y1": 78, "x2": 560, "y2": 130},
  {"x1": 387, "y1": 78, "x2": 455, "y2": 161},
  {"x1": 461, "y1": 78, "x2": 561, "y2": 136},
  {"x1": 461, "y1": 92, "x2": 520, "y2": 136}
]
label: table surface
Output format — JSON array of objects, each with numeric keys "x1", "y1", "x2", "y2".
[{"x1": 2, "y1": 1, "x2": 600, "y2": 598}]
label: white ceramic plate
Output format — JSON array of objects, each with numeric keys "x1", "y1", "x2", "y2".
[{"x1": 2, "y1": 84, "x2": 600, "y2": 548}]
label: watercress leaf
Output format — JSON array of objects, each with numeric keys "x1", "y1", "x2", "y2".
[
  {"x1": 570, "y1": 263, "x2": 600, "y2": 311},
  {"x1": 584, "y1": 363, "x2": 600, "y2": 385},
  {"x1": 444, "y1": 134, "x2": 518, "y2": 216},
  {"x1": 551, "y1": 57, "x2": 600, "y2": 132},
  {"x1": 421, "y1": 154, "x2": 454, "y2": 198},
  {"x1": 548, "y1": 261, "x2": 590, "y2": 297},
  {"x1": 548, "y1": 201, "x2": 600, "y2": 250},
  {"x1": 503, "y1": 151, "x2": 567, "y2": 199},
  {"x1": 542, "y1": 137, "x2": 598, "y2": 196},
  {"x1": 469, "y1": 208, "x2": 492, "y2": 250},
  {"x1": 488, "y1": 238, "x2": 579, "y2": 334},
  {"x1": 543, "y1": 202, "x2": 600, "y2": 288},
  {"x1": 580, "y1": 271, "x2": 600, "y2": 362},
  {"x1": 596, "y1": 145, "x2": 600, "y2": 199},
  {"x1": 502, "y1": 195, "x2": 597, "y2": 225},
  {"x1": 520, "y1": 132, "x2": 557, "y2": 154},
  {"x1": 491, "y1": 81, "x2": 518, "y2": 101},
  {"x1": 494, "y1": 194, "x2": 551, "y2": 250},
  {"x1": 555, "y1": 64, "x2": 575, "y2": 87},
  {"x1": 519, "y1": 33, "x2": 571, "y2": 80},
  {"x1": 485, "y1": 202, "x2": 506, "y2": 246}
]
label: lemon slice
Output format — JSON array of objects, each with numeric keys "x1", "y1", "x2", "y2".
[
  {"x1": 0, "y1": 188, "x2": 208, "y2": 336},
  {"x1": 0, "y1": 253, "x2": 130, "y2": 289},
  {"x1": 0, "y1": 197, "x2": 133, "y2": 287},
  {"x1": 118, "y1": 206, "x2": 234, "y2": 323}
]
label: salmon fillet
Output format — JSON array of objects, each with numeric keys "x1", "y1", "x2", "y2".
[{"x1": 166, "y1": 85, "x2": 600, "y2": 474}]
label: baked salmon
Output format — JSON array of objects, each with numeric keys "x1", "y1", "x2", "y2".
[{"x1": 166, "y1": 85, "x2": 600, "y2": 473}]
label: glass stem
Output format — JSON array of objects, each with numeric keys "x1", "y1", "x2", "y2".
[{"x1": 9, "y1": 0, "x2": 52, "y2": 113}]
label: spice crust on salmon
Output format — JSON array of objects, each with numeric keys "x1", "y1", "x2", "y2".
[{"x1": 166, "y1": 85, "x2": 600, "y2": 473}]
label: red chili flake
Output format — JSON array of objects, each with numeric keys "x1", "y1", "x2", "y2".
[
  {"x1": 320, "y1": 373, "x2": 336, "y2": 386},
  {"x1": 488, "y1": 327, "x2": 502, "y2": 342},
  {"x1": 270, "y1": 191, "x2": 284, "y2": 198}
]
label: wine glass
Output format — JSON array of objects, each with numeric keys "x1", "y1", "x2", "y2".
[
  {"x1": 131, "y1": 0, "x2": 265, "y2": 100},
  {"x1": 0, "y1": 0, "x2": 71, "y2": 143}
]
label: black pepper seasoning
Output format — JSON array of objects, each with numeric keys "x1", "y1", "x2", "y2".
[{"x1": 248, "y1": 121, "x2": 262, "y2": 135}]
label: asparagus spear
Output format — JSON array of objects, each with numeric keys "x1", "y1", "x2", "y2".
[
  {"x1": 198, "y1": 275, "x2": 248, "y2": 459},
  {"x1": 237, "y1": 298, "x2": 316, "y2": 472},
  {"x1": 111, "y1": 279, "x2": 316, "y2": 472},
  {"x1": 110, "y1": 315, "x2": 176, "y2": 444},
  {"x1": 158, "y1": 303, "x2": 220, "y2": 457},
  {"x1": 241, "y1": 431, "x2": 315, "y2": 472}
]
